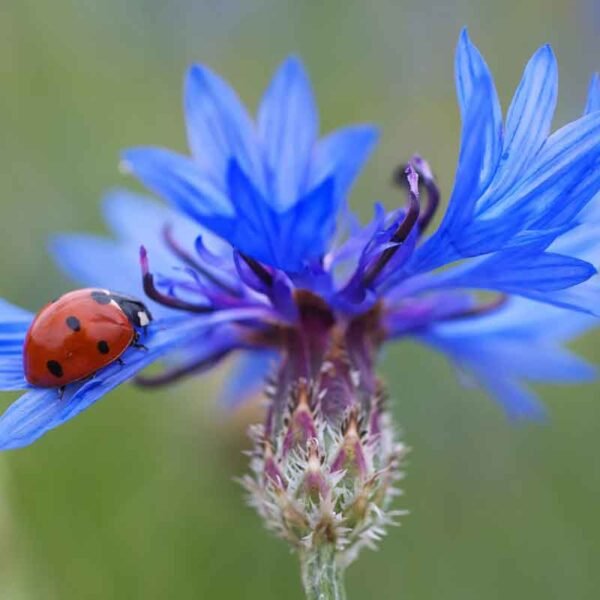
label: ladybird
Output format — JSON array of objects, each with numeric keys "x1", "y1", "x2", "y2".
[{"x1": 23, "y1": 288, "x2": 153, "y2": 388}]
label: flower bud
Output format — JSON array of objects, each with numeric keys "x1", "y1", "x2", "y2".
[{"x1": 241, "y1": 294, "x2": 407, "y2": 566}]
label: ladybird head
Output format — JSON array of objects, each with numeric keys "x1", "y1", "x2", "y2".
[{"x1": 91, "y1": 290, "x2": 153, "y2": 329}]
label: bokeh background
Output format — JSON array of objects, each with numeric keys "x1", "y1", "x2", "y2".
[{"x1": 1, "y1": 1, "x2": 600, "y2": 598}]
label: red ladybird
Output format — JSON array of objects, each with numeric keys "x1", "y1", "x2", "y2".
[{"x1": 23, "y1": 288, "x2": 152, "y2": 388}]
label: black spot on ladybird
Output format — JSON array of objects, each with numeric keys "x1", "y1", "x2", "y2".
[
  {"x1": 91, "y1": 290, "x2": 111, "y2": 305},
  {"x1": 97, "y1": 340, "x2": 110, "y2": 354},
  {"x1": 65, "y1": 316, "x2": 81, "y2": 332},
  {"x1": 47, "y1": 360, "x2": 64, "y2": 378}
]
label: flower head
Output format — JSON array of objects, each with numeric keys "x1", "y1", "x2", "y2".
[{"x1": 0, "y1": 33, "x2": 599, "y2": 563}]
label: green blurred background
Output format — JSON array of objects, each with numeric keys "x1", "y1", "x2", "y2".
[{"x1": 1, "y1": 1, "x2": 600, "y2": 598}]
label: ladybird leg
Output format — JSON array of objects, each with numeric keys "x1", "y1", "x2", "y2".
[
  {"x1": 116, "y1": 357, "x2": 125, "y2": 366},
  {"x1": 131, "y1": 330, "x2": 149, "y2": 351},
  {"x1": 57, "y1": 386, "x2": 66, "y2": 400}
]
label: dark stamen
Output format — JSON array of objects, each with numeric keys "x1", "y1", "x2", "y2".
[
  {"x1": 135, "y1": 348, "x2": 233, "y2": 387},
  {"x1": 162, "y1": 224, "x2": 240, "y2": 297},
  {"x1": 239, "y1": 252, "x2": 274, "y2": 287},
  {"x1": 362, "y1": 165, "x2": 421, "y2": 287},
  {"x1": 411, "y1": 156, "x2": 440, "y2": 233},
  {"x1": 140, "y1": 246, "x2": 216, "y2": 313}
]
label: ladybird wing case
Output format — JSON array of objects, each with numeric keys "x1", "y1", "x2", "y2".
[{"x1": 23, "y1": 290, "x2": 135, "y2": 387}]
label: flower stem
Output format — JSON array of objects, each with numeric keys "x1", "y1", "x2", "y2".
[{"x1": 299, "y1": 545, "x2": 347, "y2": 600}]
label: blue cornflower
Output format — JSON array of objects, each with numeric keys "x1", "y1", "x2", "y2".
[{"x1": 0, "y1": 29, "x2": 599, "y2": 458}]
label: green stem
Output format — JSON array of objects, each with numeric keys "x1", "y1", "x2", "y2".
[{"x1": 299, "y1": 545, "x2": 347, "y2": 600}]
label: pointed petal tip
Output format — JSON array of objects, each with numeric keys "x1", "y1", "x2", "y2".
[
  {"x1": 184, "y1": 63, "x2": 224, "y2": 105},
  {"x1": 279, "y1": 54, "x2": 307, "y2": 72},
  {"x1": 354, "y1": 123, "x2": 380, "y2": 141},
  {"x1": 542, "y1": 43, "x2": 555, "y2": 57},
  {"x1": 457, "y1": 28, "x2": 480, "y2": 55},
  {"x1": 185, "y1": 62, "x2": 216, "y2": 87},
  {"x1": 585, "y1": 73, "x2": 600, "y2": 115},
  {"x1": 532, "y1": 43, "x2": 557, "y2": 68},
  {"x1": 508, "y1": 406, "x2": 548, "y2": 424},
  {"x1": 119, "y1": 147, "x2": 151, "y2": 175},
  {"x1": 273, "y1": 55, "x2": 311, "y2": 86}
]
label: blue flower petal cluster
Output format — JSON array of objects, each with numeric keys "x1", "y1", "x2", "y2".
[
  {"x1": 121, "y1": 57, "x2": 378, "y2": 272},
  {"x1": 1, "y1": 30, "x2": 599, "y2": 449}
]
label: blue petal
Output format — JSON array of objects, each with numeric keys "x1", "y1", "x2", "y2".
[
  {"x1": 439, "y1": 251, "x2": 596, "y2": 294},
  {"x1": 0, "y1": 356, "x2": 28, "y2": 391},
  {"x1": 51, "y1": 191, "x2": 228, "y2": 316},
  {"x1": 258, "y1": 57, "x2": 318, "y2": 209},
  {"x1": 0, "y1": 328, "x2": 27, "y2": 355},
  {"x1": 410, "y1": 73, "x2": 500, "y2": 273},
  {"x1": 452, "y1": 111, "x2": 600, "y2": 255},
  {"x1": 220, "y1": 350, "x2": 276, "y2": 409},
  {"x1": 481, "y1": 45, "x2": 557, "y2": 206},
  {"x1": 503, "y1": 110, "x2": 600, "y2": 218},
  {"x1": 408, "y1": 246, "x2": 600, "y2": 316},
  {"x1": 184, "y1": 64, "x2": 264, "y2": 189},
  {"x1": 276, "y1": 177, "x2": 337, "y2": 270},
  {"x1": 101, "y1": 189, "x2": 202, "y2": 251},
  {"x1": 551, "y1": 215, "x2": 600, "y2": 258},
  {"x1": 476, "y1": 377, "x2": 547, "y2": 421},
  {"x1": 50, "y1": 234, "x2": 152, "y2": 304},
  {"x1": 435, "y1": 296, "x2": 596, "y2": 340},
  {"x1": 524, "y1": 221, "x2": 600, "y2": 316},
  {"x1": 420, "y1": 330, "x2": 547, "y2": 420},
  {"x1": 584, "y1": 73, "x2": 600, "y2": 115},
  {"x1": 101, "y1": 189, "x2": 232, "y2": 273},
  {"x1": 215, "y1": 161, "x2": 336, "y2": 271},
  {"x1": 519, "y1": 277, "x2": 600, "y2": 316},
  {"x1": 448, "y1": 73, "x2": 501, "y2": 224},
  {"x1": 416, "y1": 297, "x2": 598, "y2": 420},
  {"x1": 463, "y1": 336, "x2": 595, "y2": 382},
  {"x1": 222, "y1": 160, "x2": 279, "y2": 264},
  {"x1": 121, "y1": 147, "x2": 233, "y2": 223},
  {"x1": 0, "y1": 301, "x2": 31, "y2": 391},
  {"x1": 309, "y1": 125, "x2": 379, "y2": 207},
  {"x1": 536, "y1": 158, "x2": 600, "y2": 229},
  {"x1": 0, "y1": 299, "x2": 34, "y2": 323},
  {"x1": 504, "y1": 45, "x2": 557, "y2": 168},
  {"x1": 454, "y1": 29, "x2": 503, "y2": 190},
  {"x1": 408, "y1": 40, "x2": 600, "y2": 273}
]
